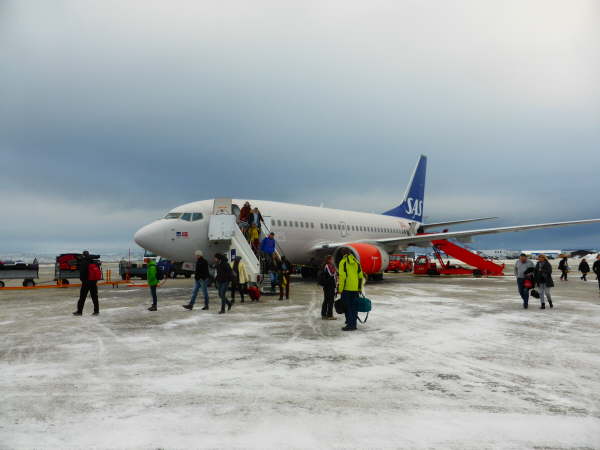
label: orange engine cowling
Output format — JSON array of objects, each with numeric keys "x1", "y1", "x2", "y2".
[{"x1": 333, "y1": 243, "x2": 390, "y2": 275}]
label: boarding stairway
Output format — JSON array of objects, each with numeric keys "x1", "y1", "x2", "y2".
[
  {"x1": 206, "y1": 198, "x2": 286, "y2": 288},
  {"x1": 431, "y1": 239, "x2": 505, "y2": 276}
]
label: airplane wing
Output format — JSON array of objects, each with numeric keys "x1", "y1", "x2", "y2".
[
  {"x1": 312, "y1": 218, "x2": 600, "y2": 250},
  {"x1": 421, "y1": 217, "x2": 498, "y2": 231}
]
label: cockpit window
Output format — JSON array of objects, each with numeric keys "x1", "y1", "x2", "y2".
[
  {"x1": 180, "y1": 213, "x2": 192, "y2": 221},
  {"x1": 164, "y1": 212, "x2": 182, "y2": 219},
  {"x1": 191, "y1": 212, "x2": 203, "y2": 221}
]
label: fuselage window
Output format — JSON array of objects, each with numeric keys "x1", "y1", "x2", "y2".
[
  {"x1": 180, "y1": 213, "x2": 192, "y2": 221},
  {"x1": 311, "y1": 222, "x2": 314, "y2": 229},
  {"x1": 282, "y1": 220, "x2": 287, "y2": 227},
  {"x1": 191, "y1": 212, "x2": 203, "y2": 221},
  {"x1": 300, "y1": 222, "x2": 304, "y2": 228},
  {"x1": 294, "y1": 221, "x2": 299, "y2": 227},
  {"x1": 277, "y1": 219, "x2": 282, "y2": 226}
]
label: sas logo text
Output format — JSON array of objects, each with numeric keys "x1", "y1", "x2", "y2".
[{"x1": 404, "y1": 198, "x2": 423, "y2": 218}]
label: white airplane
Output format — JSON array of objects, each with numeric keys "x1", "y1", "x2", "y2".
[{"x1": 134, "y1": 155, "x2": 600, "y2": 279}]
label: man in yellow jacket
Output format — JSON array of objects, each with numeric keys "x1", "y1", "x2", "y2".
[{"x1": 338, "y1": 249, "x2": 364, "y2": 331}]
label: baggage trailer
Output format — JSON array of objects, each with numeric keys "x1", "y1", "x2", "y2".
[
  {"x1": 0, "y1": 268, "x2": 39, "y2": 287},
  {"x1": 54, "y1": 253, "x2": 102, "y2": 284}
]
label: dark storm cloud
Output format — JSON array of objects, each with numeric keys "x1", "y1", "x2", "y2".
[{"x1": 1, "y1": 0, "x2": 600, "y2": 251}]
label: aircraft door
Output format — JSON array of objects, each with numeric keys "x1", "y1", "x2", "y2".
[{"x1": 213, "y1": 198, "x2": 232, "y2": 215}]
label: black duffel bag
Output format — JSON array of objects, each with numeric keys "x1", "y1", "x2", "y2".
[{"x1": 334, "y1": 298, "x2": 346, "y2": 314}]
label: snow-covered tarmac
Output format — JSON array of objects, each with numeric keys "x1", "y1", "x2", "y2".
[{"x1": 1, "y1": 267, "x2": 600, "y2": 449}]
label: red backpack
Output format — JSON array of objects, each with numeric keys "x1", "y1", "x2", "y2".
[{"x1": 88, "y1": 263, "x2": 102, "y2": 281}]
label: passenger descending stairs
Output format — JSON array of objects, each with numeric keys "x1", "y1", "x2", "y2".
[
  {"x1": 206, "y1": 198, "x2": 285, "y2": 289},
  {"x1": 208, "y1": 211, "x2": 262, "y2": 284}
]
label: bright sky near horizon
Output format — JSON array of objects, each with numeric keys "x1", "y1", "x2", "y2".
[{"x1": 1, "y1": 0, "x2": 599, "y2": 252}]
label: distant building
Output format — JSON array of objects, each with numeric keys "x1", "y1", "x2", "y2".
[
  {"x1": 477, "y1": 249, "x2": 520, "y2": 259},
  {"x1": 522, "y1": 250, "x2": 563, "y2": 260}
]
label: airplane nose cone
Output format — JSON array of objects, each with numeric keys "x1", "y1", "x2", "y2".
[{"x1": 134, "y1": 222, "x2": 165, "y2": 252}]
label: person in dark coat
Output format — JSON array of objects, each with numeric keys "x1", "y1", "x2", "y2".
[
  {"x1": 248, "y1": 207, "x2": 263, "y2": 231},
  {"x1": 73, "y1": 250, "x2": 101, "y2": 316},
  {"x1": 558, "y1": 256, "x2": 569, "y2": 281},
  {"x1": 578, "y1": 259, "x2": 590, "y2": 281},
  {"x1": 320, "y1": 255, "x2": 337, "y2": 320},
  {"x1": 214, "y1": 253, "x2": 234, "y2": 314},
  {"x1": 593, "y1": 255, "x2": 600, "y2": 293},
  {"x1": 534, "y1": 254, "x2": 554, "y2": 309},
  {"x1": 277, "y1": 255, "x2": 292, "y2": 301},
  {"x1": 183, "y1": 250, "x2": 210, "y2": 310}
]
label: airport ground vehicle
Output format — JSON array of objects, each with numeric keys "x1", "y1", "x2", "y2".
[
  {"x1": 385, "y1": 254, "x2": 413, "y2": 273},
  {"x1": 0, "y1": 260, "x2": 39, "y2": 287},
  {"x1": 414, "y1": 239, "x2": 505, "y2": 277}
]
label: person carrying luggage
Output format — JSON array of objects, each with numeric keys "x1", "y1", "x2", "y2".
[
  {"x1": 338, "y1": 249, "x2": 364, "y2": 331},
  {"x1": 319, "y1": 255, "x2": 337, "y2": 320},
  {"x1": 579, "y1": 258, "x2": 590, "y2": 281},
  {"x1": 534, "y1": 254, "x2": 554, "y2": 309},
  {"x1": 514, "y1": 253, "x2": 534, "y2": 309},
  {"x1": 73, "y1": 250, "x2": 101, "y2": 316},
  {"x1": 147, "y1": 259, "x2": 159, "y2": 311},
  {"x1": 183, "y1": 251, "x2": 210, "y2": 310}
]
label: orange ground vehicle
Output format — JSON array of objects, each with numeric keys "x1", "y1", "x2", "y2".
[{"x1": 385, "y1": 254, "x2": 414, "y2": 273}]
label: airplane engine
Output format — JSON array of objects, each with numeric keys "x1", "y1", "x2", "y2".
[{"x1": 333, "y1": 243, "x2": 390, "y2": 276}]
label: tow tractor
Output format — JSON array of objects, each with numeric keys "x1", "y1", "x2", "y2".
[{"x1": 414, "y1": 239, "x2": 505, "y2": 277}]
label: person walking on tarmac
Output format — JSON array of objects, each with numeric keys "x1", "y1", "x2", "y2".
[
  {"x1": 593, "y1": 255, "x2": 600, "y2": 294},
  {"x1": 578, "y1": 258, "x2": 590, "y2": 281},
  {"x1": 320, "y1": 255, "x2": 338, "y2": 320},
  {"x1": 277, "y1": 255, "x2": 292, "y2": 301},
  {"x1": 73, "y1": 250, "x2": 101, "y2": 316},
  {"x1": 534, "y1": 254, "x2": 554, "y2": 309},
  {"x1": 147, "y1": 259, "x2": 159, "y2": 311},
  {"x1": 338, "y1": 249, "x2": 364, "y2": 331},
  {"x1": 558, "y1": 256, "x2": 569, "y2": 281},
  {"x1": 230, "y1": 256, "x2": 249, "y2": 303},
  {"x1": 514, "y1": 253, "x2": 534, "y2": 309},
  {"x1": 183, "y1": 251, "x2": 210, "y2": 310},
  {"x1": 215, "y1": 253, "x2": 234, "y2": 314}
]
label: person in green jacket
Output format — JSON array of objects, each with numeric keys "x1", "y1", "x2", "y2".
[
  {"x1": 147, "y1": 259, "x2": 159, "y2": 311},
  {"x1": 338, "y1": 249, "x2": 364, "y2": 331}
]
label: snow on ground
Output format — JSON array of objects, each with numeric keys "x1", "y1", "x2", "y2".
[{"x1": 1, "y1": 268, "x2": 600, "y2": 449}]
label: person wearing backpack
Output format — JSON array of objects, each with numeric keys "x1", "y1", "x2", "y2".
[
  {"x1": 578, "y1": 258, "x2": 590, "y2": 281},
  {"x1": 215, "y1": 253, "x2": 234, "y2": 314},
  {"x1": 514, "y1": 253, "x2": 534, "y2": 309},
  {"x1": 338, "y1": 249, "x2": 364, "y2": 331},
  {"x1": 319, "y1": 255, "x2": 337, "y2": 320},
  {"x1": 147, "y1": 259, "x2": 159, "y2": 311},
  {"x1": 73, "y1": 250, "x2": 101, "y2": 316}
]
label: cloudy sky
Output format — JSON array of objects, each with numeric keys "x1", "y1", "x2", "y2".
[{"x1": 1, "y1": 0, "x2": 599, "y2": 254}]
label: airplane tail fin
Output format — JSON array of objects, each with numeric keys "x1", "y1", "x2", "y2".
[{"x1": 382, "y1": 154, "x2": 427, "y2": 222}]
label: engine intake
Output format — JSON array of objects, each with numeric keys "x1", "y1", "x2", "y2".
[{"x1": 333, "y1": 243, "x2": 390, "y2": 275}]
